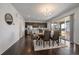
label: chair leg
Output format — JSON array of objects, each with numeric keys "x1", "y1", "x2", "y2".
[
  {"x1": 43, "y1": 41, "x2": 45, "y2": 48},
  {"x1": 36, "y1": 40, "x2": 39, "y2": 46},
  {"x1": 38, "y1": 38, "x2": 40, "y2": 46},
  {"x1": 36, "y1": 37, "x2": 39, "y2": 46},
  {"x1": 52, "y1": 40, "x2": 54, "y2": 46},
  {"x1": 36, "y1": 40, "x2": 38, "y2": 45},
  {"x1": 39, "y1": 40, "x2": 40, "y2": 46},
  {"x1": 56, "y1": 40, "x2": 59, "y2": 46},
  {"x1": 39, "y1": 39, "x2": 42, "y2": 46},
  {"x1": 40, "y1": 39, "x2": 42, "y2": 46},
  {"x1": 49, "y1": 41, "x2": 50, "y2": 47}
]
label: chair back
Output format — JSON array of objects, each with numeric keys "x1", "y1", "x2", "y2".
[
  {"x1": 52, "y1": 30, "x2": 60, "y2": 40},
  {"x1": 43, "y1": 30, "x2": 51, "y2": 41},
  {"x1": 39, "y1": 29, "x2": 43, "y2": 33}
]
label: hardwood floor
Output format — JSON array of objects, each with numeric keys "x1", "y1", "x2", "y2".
[{"x1": 2, "y1": 35, "x2": 79, "y2": 55}]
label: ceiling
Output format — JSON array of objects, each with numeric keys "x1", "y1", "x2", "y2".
[{"x1": 12, "y1": 3, "x2": 79, "y2": 22}]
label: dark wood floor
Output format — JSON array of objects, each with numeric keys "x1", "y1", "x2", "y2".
[{"x1": 2, "y1": 35, "x2": 79, "y2": 55}]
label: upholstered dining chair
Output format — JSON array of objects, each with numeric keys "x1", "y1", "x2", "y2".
[
  {"x1": 51, "y1": 30, "x2": 60, "y2": 46},
  {"x1": 43, "y1": 30, "x2": 51, "y2": 47},
  {"x1": 31, "y1": 33, "x2": 39, "y2": 45}
]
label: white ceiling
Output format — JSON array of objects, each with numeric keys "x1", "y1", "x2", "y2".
[{"x1": 12, "y1": 3, "x2": 79, "y2": 22}]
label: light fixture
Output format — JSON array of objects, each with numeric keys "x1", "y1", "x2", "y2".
[{"x1": 38, "y1": 4, "x2": 55, "y2": 16}]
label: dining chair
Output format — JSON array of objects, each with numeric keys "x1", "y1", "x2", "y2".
[
  {"x1": 43, "y1": 30, "x2": 51, "y2": 47},
  {"x1": 31, "y1": 33, "x2": 39, "y2": 45},
  {"x1": 51, "y1": 30, "x2": 60, "y2": 46}
]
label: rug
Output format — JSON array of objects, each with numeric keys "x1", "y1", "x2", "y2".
[{"x1": 33, "y1": 40, "x2": 67, "y2": 51}]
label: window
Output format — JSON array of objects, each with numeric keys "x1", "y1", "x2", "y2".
[{"x1": 61, "y1": 23, "x2": 65, "y2": 30}]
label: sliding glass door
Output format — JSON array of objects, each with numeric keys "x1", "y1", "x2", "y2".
[{"x1": 59, "y1": 16, "x2": 70, "y2": 42}]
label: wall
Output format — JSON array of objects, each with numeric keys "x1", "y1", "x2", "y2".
[
  {"x1": 48, "y1": 6, "x2": 79, "y2": 45},
  {"x1": 0, "y1": 3, "x2": 25, "y2": 54},
  {"x1": 74, "y1": 7, "x2": 79, "y2": 45}
]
